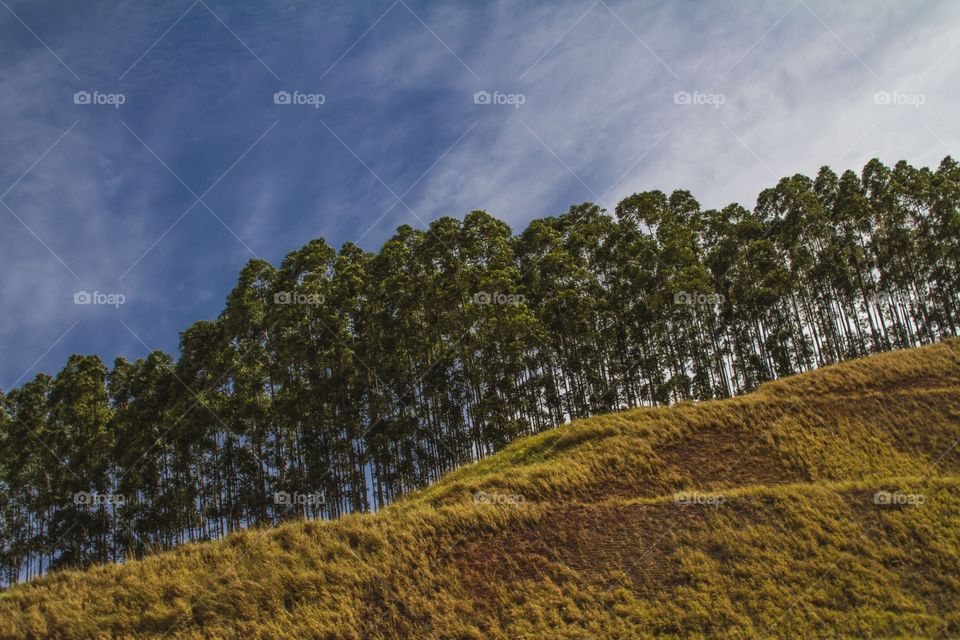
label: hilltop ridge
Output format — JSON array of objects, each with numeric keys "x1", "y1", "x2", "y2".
[{"x1": 2, "y1": 339, "x2": 959, "y2": 639}]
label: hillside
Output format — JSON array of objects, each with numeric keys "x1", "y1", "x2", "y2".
[
  {"x1": 5, "y1": 156, "x2": 959, "y2": 602},
  {"x1": 2, "y1": 339, "x2": 959, "y2": 639}
]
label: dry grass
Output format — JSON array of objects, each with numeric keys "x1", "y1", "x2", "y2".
[{"x1": 2, "y1": 339, "x2": 959, "y2": 639}]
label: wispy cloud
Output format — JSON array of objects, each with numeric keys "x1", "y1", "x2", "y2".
[{"x1": 0, "y1": 0, "x2": 957, "y2": 386}]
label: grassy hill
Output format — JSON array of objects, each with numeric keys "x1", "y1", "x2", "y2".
[{"x1": 2, "y1": 339, "x2": 959, "y2": 639}]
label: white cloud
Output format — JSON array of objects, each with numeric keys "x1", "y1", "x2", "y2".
[
  {"x1": 2, "y1": 0, "x2": 958, "y2": 385},
  {"x1": 398, "y1": 0, "x2": 959, "y2": 221}
]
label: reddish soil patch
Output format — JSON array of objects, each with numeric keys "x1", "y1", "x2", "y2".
[
  {"x1": 652, "y1": 425, "x2": 800, "y2": 490},
  {"x1": 454, "y1": 501, "x2": 713, "y2": 607}
]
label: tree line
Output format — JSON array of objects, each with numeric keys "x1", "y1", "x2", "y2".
[{"x1": 1, "y1": 156, "x2": 958, "y2": 585}]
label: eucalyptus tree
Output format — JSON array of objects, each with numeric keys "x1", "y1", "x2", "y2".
[
  {"x1": 1, "y1": 375, "x2": 54, "y2": 581},
  {"x1": 220, "y1": 259, "x2": 278, "y2": 527},
  {"x1": 3, "y1": 155, "x2": 959, "y2": 586},
  {"x1": 175, "y1": 319, "x2": 232, "y2": 538},
  {"x1": 0, "y1": 389, "x2": 27, "y2": 584},
  {"x1": 925, "y1": 158, "x2": 960, "y2": 335},
  {"x1": 613, "y1": 193, "x2": 670, "y2": 404},
  {"x1": 460, "y1": 211, "x2": 539, "y2": 450},
  {"x1": 45, "y1": 355, "x2": 112, "y2": 569},
  {"x1": 326, "y1": 242, "x2": 374, "y2": 514},
  {"x1": 110, "y1": 348, "x2": 196, "y2": 553},
  {"x1": 269, "y1": 239, "x2": 339, "y2": 518}
]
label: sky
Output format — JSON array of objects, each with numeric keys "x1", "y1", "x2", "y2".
[{"x1": 0, "y1": 0, "x2": 957, "y2": 389}]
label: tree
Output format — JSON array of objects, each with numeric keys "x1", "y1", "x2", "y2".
[{"x1": 3, "y1": 155, "x2": 958, "y2": 586}]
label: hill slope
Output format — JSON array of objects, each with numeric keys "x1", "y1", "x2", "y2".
[{"x1": 2, "y1": 339, "x2": 960, "y2": 639}]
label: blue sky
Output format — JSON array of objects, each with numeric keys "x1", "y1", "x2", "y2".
[{"x1": 1, "y1": 0, "x2": 957, "y2": 388}]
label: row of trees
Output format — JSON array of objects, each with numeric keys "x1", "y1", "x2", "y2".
[{"x1": 1, "y1": 156, "x2": 958, "y2": 585}]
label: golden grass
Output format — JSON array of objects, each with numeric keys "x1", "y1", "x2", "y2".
[{"x1": 2, "y1": 339, "x2": 959, "y2": 639}]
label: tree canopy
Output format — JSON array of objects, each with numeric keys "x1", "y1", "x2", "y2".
[{"x1": 2, "y1": 156, "x2": 958, "y2": 586}]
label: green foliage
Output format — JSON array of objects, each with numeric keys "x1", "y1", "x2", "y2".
[{"x1": 1, "y1": 156, "x2": 959, "y2": 591}]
